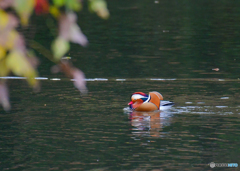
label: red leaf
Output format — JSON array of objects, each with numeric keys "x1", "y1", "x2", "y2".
[{"x1": 35, "y1": 0, "x2": 49, "y2": 15}]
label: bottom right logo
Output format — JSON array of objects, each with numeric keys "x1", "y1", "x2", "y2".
[{"x1": 209, "y1": 162, "x2": 238, "y2": 168}]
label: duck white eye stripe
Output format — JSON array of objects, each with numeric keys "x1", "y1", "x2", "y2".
[{"x1": 132, "y1": 94, "x2": 145, "y2": 100}]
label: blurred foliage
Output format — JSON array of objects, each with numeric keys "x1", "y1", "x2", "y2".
[{"x1": 0, "y1": 0, "x2": 109, "y2": 111}]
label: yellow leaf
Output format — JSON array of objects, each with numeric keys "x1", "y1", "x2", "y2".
[
  {"x1": 0, "y1": 58, "x2": 10, "y2": 77},
  {"x1": 49, "y1": 6, "x2": 61, "y2": 18},
  {"x1": 51, "y1": 37, "x2": 70, "y2": 61},
  {"x1": 0, "y1": 9, "x2": 9, "y2": 30},
  {"x1": 6, "y1": 49, "x2": 38, "y2": 86},
  {"x1": 0, "y1": 10, "x2": 18, "y2": 31},
  {"x1": 4, "y1": 30, "x2": 19, "y2": 49},
  {"x1": 6, "y1": 49, "x2": 29, "y2": 75},
  {"x1": 25, "y1": 69, "x2": 37, "y2": 86},
  {"x1": 0, "y1": 46, "x2": 6, "y2": 60},
  {"x1": 13, "y1": 0, "x2": 35, "y2": 26}
]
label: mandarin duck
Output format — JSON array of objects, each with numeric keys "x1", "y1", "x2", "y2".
[{"x1": 128, "y1": 91, "x2": 174, "y2": 111}]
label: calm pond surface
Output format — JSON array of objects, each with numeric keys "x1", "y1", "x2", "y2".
[
  {"x1": 1, "y1": 80, "x2": 240, "y2": 170},
  {"x1": 1, "y1": 0, "x2": 240, "y2": 170}
]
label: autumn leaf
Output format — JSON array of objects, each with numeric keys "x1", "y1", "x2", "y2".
[
  {"x1": 72, "y1": 68, "x2": 88, "y2": 95},
  {"x1": 0, "y1": 58, "x2": 10, "y2": 77},
  {"x1": 0, "y1": 10, "x2": 18, "y2": 31},
  {"x1": 65, "y1": 0, "x2": 82, "y2": 11},
  {"x1": 0, "y1": 30, "x2": 18, "y2": 49},
  {"x1": 51, "y1": 37, "x2": 70, "y2": 60},
  {"x1": 89, "y1": 0, "x2": 109, "y2": 19},
  {"x1": 58, "y1": 12, "x2": 76, "y2": 39},
  {"x1": 0, "y1": 29, "x2": 25, "y2": 53},
  {"x1": 25, "y1": 68, "x2": 38, "y2": 87},
  {"x1": 69, "y1": 24, "x2": 88, "y2": 46},
  {"x1": 59, "y1": 60, "x2": 87, "y2": 94},
  {"x1": 13, "y1": 33, "x2": 26, "y2": 51},
  {"x1": 6, "y1": 49, "x2": 29, "y2": 75},
  {"x1": 0, "y1": 0, "x2": 14, "y2": 9},
  {"x1": 0, "y1": 45, "x2": 6, "y2": 60},
  {"x1": 0, "y1": 9, "x2": 9, "y2": 30},
  {"x1": 13, "y1": 0, "x2": 35, "y2": 26},
  {"x1": 0, "y1": 82, "x2": 10, "y2": 111},
  {"x1": 35, "y1": 0, "x2": 49, "y2": 15},
  {"x1": 49, "y1": 6, "x2": 61, "y2": 18},
  {"x1": 59, "y1": 12, "x2": 88, "y2": 47},
  {"x1": 26, "y1": 50, "x2": 39, "y2": 68},
  {"x1": 53, "y1": 0, "x2": 65, "y2": 7},
  {"x1": 6, "y1": 49, "x2": 38, "y2": 86}
]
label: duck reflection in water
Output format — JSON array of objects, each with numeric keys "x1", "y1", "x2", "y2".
[
  {"x1": 128, "y1": 111, "x2": 172, "y2": 138},
  {"x1": 125, "y1": 91, "x2": 174, "y2": 137}
]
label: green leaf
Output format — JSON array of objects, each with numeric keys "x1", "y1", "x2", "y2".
[
  {"x1": 65, "y1": 0, "x2": 82, "y2": 11},
  {"x1": 53, "y1": 0, "x2": 65, "y2": 7},
  {"x1": 6, "y1": 49, "x2": 37, "y2": 86},
  {"x1": 49, "y1": 6, "x2": 61, "y2": 18},
  {"x1": 51, "y1": 37, "x2": 70, "y2": 61},
  {"x1": 89, "y1": 0, "x2": 109, "y2": 19},
  {"x1": 13, "y1": 0, "x2": 35, "y2": 25}
]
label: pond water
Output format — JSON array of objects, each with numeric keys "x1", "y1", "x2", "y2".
[
  {"x1": 1, "y1": 0, "x2": 240, "y2": 170},
  {"x1": 1, "y1": 80, "x2": 240, "y2": 170}
]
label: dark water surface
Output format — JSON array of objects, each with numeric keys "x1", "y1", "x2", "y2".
[
  {"x1": 1, "y1": 0, "x2": 240, "y2": 170},
  {"x1": 1, "y1": 80, "x2": 240, "y2": 170}
]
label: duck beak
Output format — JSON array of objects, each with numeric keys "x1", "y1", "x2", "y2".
[{"x1": 128, "y1": 101, "x2": 133, "y2": 105}]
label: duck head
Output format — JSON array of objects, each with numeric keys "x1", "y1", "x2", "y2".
[{"x1": 128, "y1": 92, "x2": 149, "y2": 109}]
